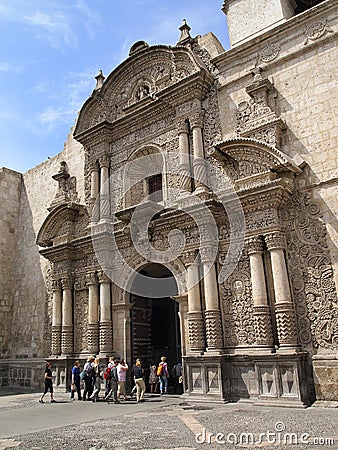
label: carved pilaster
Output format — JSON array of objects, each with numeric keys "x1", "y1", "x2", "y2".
[
  {"x1": 99, "y1": 322, "x2": 113, "y2": 354},
  {"x1": 205, "y1": 309, "x2": 224, "y2": 350},
  {"x1": 253, "y1": 305, "x2": 274, "y2": 347},
  {"x1": 51, "y1": 325, "x2": 62, "y2": 356},
  {"x1": 187, "y1": 311, "x2": 205, "y2": 353},
  {"x1": 275, "y1": 302, "x2": 298, "y2": 347},
  {"x1": 87, "y1": 322, "x2": 99, "y2": 354},
  {"x1": 61, "y1": 325, "x2": 73, "y2": 355}
]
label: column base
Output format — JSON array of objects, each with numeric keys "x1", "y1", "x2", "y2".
[
  {"x1": 276, "y1": 346, "x2": 301, "y2": 354},
  {"x1": 193, "y1": 186, "x2": 211, "y2": 200},
  {"x1": 205, "y1": 348, "x2": 224, "y2": 356}
]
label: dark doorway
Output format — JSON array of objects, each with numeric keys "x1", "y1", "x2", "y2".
[{"x1": 130, "y1": 264, "x2": 181, "y2": 378}]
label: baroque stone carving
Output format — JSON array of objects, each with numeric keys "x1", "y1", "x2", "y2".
[
  {"x1": 74, "y1": 291, "x2": 88, "y2": 353},
  {"x1": 304, "y1": 18, "x2": 333, "y2": 45},
  {"x1": 187, "y1": 311, "x2": 205, "y2": 351},
  {"x1": 220, "y1": 257, "x2": 256, "y2": 346},
  {"x1": 236, "y1": 74, "x2": 285, "y2": 148},
  {"x1": 259, "y1": 43, "x2": 281, "y2": 62},
  {"x1": 280, "y1": 189, "x2": 338, "y2": 350}
]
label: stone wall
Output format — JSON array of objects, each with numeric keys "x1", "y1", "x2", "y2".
[
  {"x1": 216, "y1": 1, "x2": 338, "y2": 294},
  {"x1": 0, "y1": 168, "x2": 22, "y2": 360},
  {"x1": 7, "y1": 126, "x2": 85, "y2": 363}
]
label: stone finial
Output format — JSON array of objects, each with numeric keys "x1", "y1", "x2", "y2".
[
  {"x1": 177, "y1": 19, "x2": 192, "y2": 45},
  {"x1": 94, "y1": 70, "x2": 105, "y2": 90}
]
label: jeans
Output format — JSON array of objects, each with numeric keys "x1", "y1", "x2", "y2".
[
  {"x1": 159, "y1": 375, "x2": 168, "y2": 393},
  {"x1": 71, "y1": 379, "x2": 82, "y2": 399}
]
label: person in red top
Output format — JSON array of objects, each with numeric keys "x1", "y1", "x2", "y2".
[{"x1": 158, "y1": 356, "x2": 169, "y2": 395}]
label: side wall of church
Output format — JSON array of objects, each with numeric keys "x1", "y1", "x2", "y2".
[
  {"x1": 8, "y1": 129, "x2": 85, "y2": 363},
  {"x1": 0, "y1": 168, "x2": 22, "y2": 360},
  {"x1": 217, "y1": 4, "x2": 338, "y2": 295}
]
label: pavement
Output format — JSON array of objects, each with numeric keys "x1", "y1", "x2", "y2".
[{"x1": 0, "y1": 388, "x2": 337, "y2": 450}]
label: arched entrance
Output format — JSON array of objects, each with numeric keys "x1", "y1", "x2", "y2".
[{"x1": 130, "y1": 263, "x2": 182, "y2": 374}]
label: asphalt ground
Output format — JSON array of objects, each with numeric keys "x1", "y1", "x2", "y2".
[{"x1": 0, "y1": 388, "x2": 337, "y2": 450}]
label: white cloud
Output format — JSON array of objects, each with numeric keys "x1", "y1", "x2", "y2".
[
  {"x1": 0, "y1": 61, "x2": 23, "y2": 73},
  {"x1": 24, "y1": 11, "x2": 78, "y2": 49}
]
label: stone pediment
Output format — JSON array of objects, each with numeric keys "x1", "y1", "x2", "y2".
[
  {"x1": 208, "y1": 137, "x2": 302, "y2": 191},
  {"x1": 74, "y1": 44, "x2": 209, "y2": 138},
  {"x1": 36, "y1": 203, "x2": 88, "y2": 248}
]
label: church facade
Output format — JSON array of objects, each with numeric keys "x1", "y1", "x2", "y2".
[{"x1": 1, "y1": 0, "x2": 337, "y2": 406}]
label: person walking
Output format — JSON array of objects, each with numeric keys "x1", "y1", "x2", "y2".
[
  {"x1": 105, "y1": 358, "x2": 119, "y2": 403},
  {"x1": 104, "y1": 356, "x2": 115, "y2": 399},
  {"x1": 117, "y1": 358, "x2": 129, "y2": 401},
  {"x1": 70, "y1": 360, "x2": 82, "y2": 401},
  {"x1": 39, "y1": 361, "x2": 57, "y2": 403},
  {"x1": 157, "y1": 356, "x2": 169, "y2": 395},
  {"x1": 90, "y1": 357, "x2": 102, "y2": 402},
  {"x1": 172, "y1": 361, "x2": 183, "y2": 394},
  {"x1": 82, "y1": 356, "x2": 94, "y2": 401},
  {"x1": 148, "y1": 361, "x2": 159, "y2": 394},
  {"x1": 132, "y1": 358, "x2": 146, "y2": 402}
]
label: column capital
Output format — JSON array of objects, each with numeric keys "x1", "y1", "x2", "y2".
[
  {"x1": 97, "y1": 270, "x2": 111, "y2": 284},
  {"x1": 182, "y1": 249, "x2": 198, "y2": 266},
  {"x1": 265, "y1": 231, "x2": 286, "y2": 251},
  {"x1": 245, "y1": 235, "x2": 264, "y2": 255},
  {"x1": 190, "y1": 111, "x2": 203, "y2": 129},
  {"x1": 98, "y1": 154, "x2": 110, "y2": 169},
  {"x1": 200, "y1": 245, "x2": 218, "y2": 264},
  {"x1": 61, "y1": 277, "x2": 73, "y2": 290},
  {"x1": 51, "y1": 279, "x2": 62, "y2": 291},
  {"x1": 177, "y1": 119, "x2": 189, "y2": 134},
  {"x1": 86, "y1": 271, "x2": 98, "y2": 286}
]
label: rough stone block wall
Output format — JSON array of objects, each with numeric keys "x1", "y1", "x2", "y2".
[
  {"x1": 9, "y1": 126, "x2": 85, "y2": 360},
  {"x1": 0, "y1": 168, "x2": 22, "y2": 359}
]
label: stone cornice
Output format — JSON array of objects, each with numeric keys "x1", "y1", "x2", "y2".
[{"x1": 214, "y1": 2, "x2": 336, "y2": 92}]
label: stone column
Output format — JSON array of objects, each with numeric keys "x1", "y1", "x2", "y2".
[
  {"x1": 191, "y1": 110, "x2": 208, "y2": 193},
  {"x1": 99, "y1": 155, "x2": 110, "y2": 222},
  {"x1": 186, "y1": 260, "x2": 205, "y2": 354},
  {"x1": 61, "y1": 277, "x2": 73, "y2": 356},
  {"x1": 200, "y1": 247, "x2": 223, "y2": 353},
  {"x1": 90, "y1": 165, "x2": 100, "y2": 224},
  {"x1": 246, "y1": 236, "x2": 274, "y2": 349},
  {"x1": 265, "y1": 232, "x2": 298, "y2": 351},
  {"x1": 178, "y1": 120, "x2": 191, "y2": 195},
  {"x1": 51, "y1": 280, "x2": 62, "y2": 356},
  {"x1": 86, "y1": 272, "x2": 99, "y2": 355},
  {"x1": 97, "y1": 270, "x2": 113, "y2": 355},
  {"x1": 174, "y1": 295, "x2": 189, "y2": 357}
]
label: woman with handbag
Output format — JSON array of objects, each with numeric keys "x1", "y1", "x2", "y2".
[{"x1": 70, "y1": 361, "x2": 82, "y2": 401}]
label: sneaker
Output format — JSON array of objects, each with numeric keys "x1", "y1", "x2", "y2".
[{"x1": 71, "y1": 398, "x2": 75, "y2": 401}]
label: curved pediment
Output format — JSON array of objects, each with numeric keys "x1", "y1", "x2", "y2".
[
  {"x1": 74, "y1": 44, "x2": 209, "y2": 138},
  {"x1": 209, "y1": 137, "x2": 302, "y2": 180},
  {"x1": 36, "y1": 203, "x2": 88, "y2": 248}
]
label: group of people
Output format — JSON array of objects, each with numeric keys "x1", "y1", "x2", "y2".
[{"x1": 39, "y1": 356, "x2": 183, "y2": 404}]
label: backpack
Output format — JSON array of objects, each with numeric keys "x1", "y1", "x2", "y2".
[
  {"x1": 157, "y1": 363, "x2": 163, "y2": 376},
  {"x1": 103, "y1": 366, "x2": 112, "y2": 380}
]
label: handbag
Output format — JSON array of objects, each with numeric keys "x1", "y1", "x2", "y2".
[{"x1": 80, "y1": 370, "x2": 86, "y2": 380}]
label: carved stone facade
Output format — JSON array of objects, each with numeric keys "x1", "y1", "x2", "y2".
[{"x1": 0, "y1": 1, "x2": 337, "y2": 405}]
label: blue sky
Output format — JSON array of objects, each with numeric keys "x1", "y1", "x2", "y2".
[{"x1": 0, "y1": 1, "x2": 229, "y2": 173}]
